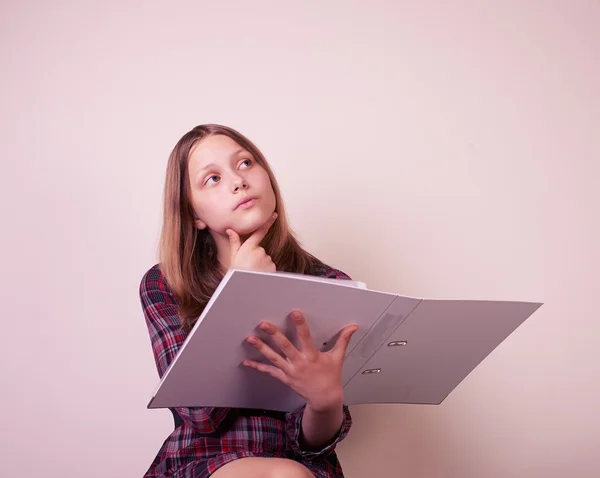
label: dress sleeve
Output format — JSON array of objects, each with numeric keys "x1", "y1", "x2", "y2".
[
  {"x1": 285, "y1": 264, "x2": 354, "y2": 459},
  {"x1": 285, "y1": 404, "x2": 353, "y2": 459},
  {"x1": 139, "y1": 265, "x2": 232, "y2": 435}
]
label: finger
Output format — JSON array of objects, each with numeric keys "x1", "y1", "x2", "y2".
[
  {"x1": 331, "y1": 325, "x2": 359, "y2": 357},
  {"x1": 226, "y1": 229, "x2": 242, "y2": 258},
  {"x1": 290, "y1": 310, "x2": 318, "y2": 355},
  {"x1": 246, "y1": 335, "x2": 292, "y2": 372},
  {"x1": 244, "y1": 212, "x2": 278, "y2": 248},
  {"x1": 242, "y1": 360, "x2": 288, "y2": 384},
  {"x1": 259, "y1": 321, "x2": 300, "y2": 361},
  {"x1": 263, "y1": 255, "x2": 276, "y2": 272}
]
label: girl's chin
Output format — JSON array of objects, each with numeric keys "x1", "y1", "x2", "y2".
[{"x1": 234, "y1": 214, "x2": 275, "y2": 236}]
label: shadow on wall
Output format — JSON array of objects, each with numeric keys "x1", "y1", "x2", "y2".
[{"x1": 313, "y1": 217, "x2": 418, "y2": 296}]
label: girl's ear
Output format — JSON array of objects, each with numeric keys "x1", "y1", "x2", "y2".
[{"x1": 194, "y1": 218, "x2": 207, "y2": 230}]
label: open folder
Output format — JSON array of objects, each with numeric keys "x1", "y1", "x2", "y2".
[{"x1": 147, "y1": 269, "x2": 543, "y2": 412}]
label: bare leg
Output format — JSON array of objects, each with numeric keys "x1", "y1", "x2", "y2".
[{"x1": 211, "y1": 457, "x2": 315, "y2": 478}]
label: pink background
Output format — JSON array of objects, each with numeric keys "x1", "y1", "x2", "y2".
[{"x1": 1, "y1": 1, "x2": 598, "y2": 477}]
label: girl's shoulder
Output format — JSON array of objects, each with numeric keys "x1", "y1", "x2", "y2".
[
  {"x1": 139, "y1": 261, "x2": 352, "y2": 300},
  {"x1": 140, "y1": 263, "x2": 166, "y2": 288},
  {"x1": 142, "y1": 263, "x2": 163, "y2": 280},
  {"x1": 139, "y1": 263, "x2": 177, "y2": 304},
  {"x1": 311, "y1": 261, "x2": 352, "y2": 281}
]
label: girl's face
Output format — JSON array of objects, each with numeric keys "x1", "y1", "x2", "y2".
[{"x1": 187, "y1": 134, "x2": 277, "y2": 240}]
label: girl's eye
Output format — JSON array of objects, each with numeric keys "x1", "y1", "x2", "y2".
[
  {"x1": 205, "y1": 175, "x2": 220, "y2": 185},
  {"x1": 240, "y1": 159, "x2": 252, "y2": 168}
]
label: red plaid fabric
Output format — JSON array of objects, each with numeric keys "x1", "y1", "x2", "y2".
[{"x1": 139, "y1": 263, "x2": 354, "y2": 477}]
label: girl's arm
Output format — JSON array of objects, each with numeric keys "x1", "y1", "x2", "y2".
[
  {"x1": 285, "y1": 403, "x2": 353, "y2": 459},
  {"x1": 300, "y1": 400, "x2": 345, "y2": 449},
  {"x1": 139, "y1": 266, "x2": 232, "y2": 435},
  {"x1": 279, "y1": 265, "x2": 357, "y2": 458}
]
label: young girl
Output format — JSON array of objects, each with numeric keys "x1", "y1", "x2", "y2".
[{"x1": 139, "y1": 124, "x2": 359, "y2": 478}]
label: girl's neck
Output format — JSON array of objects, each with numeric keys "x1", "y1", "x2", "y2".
[{"x1": 211, "y1": 229, "x2": 250, "y2": 272}]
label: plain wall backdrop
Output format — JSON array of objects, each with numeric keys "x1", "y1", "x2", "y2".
[{"x1": 1, "y1": 1, "x2": 598, "y2": 477}]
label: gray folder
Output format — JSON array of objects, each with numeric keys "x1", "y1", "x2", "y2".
[{"x1": 148, "y1": 269, "x2": 542, "y2": 411}]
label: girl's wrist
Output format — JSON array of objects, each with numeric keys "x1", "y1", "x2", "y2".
[{"x1": 306, "y1": 388, "x2": 344, "y2": 413}]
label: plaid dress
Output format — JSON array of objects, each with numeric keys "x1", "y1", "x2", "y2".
[{"x1": 139, "y1": 263, "x2": 354, "y2": 477}]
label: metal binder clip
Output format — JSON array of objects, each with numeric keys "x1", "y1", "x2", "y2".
[
  {"x1": 387, "y1": 340, "x2": 407, "y2": 347},
  {"x1": 362, "y1": 368, "x2": 381, "y2": 374}
]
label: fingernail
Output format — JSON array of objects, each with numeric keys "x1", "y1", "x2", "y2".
[
  {"x1": 260, "y1": 322, "x2": 274, "y2": 334},
  {"x1": 247, "y1": 336, "x2": 257, "y2": 345},
  {"x1": 292, "y1": 310, "x2": 302, "y2": 321}
]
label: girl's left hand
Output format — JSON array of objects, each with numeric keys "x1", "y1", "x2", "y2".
[{"x1": 243, "y1": 310, "x2": 359, "y2": 412}]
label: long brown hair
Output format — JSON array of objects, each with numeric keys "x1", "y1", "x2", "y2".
[{"x1": 159, "y1": 124, "x2": 320, "y2": 331}]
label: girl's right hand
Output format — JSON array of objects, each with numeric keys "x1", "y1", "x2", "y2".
[{"x1": 226, "y1": 213, "x2": 278, "y2": 272}]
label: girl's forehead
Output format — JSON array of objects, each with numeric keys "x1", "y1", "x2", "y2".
[
  {"x1": 191, "y1": 136, "x2": 246, "y2": 161},
  {"x1": 188, "y1": 136, "x2": 251, "y2": 179},
  {"x1": 192, "y1": 135, "x2": 244, "y2": 158}
]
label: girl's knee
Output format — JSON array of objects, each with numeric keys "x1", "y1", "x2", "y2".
[
  {"x1": 266, "y1": 459, "x2": 314, "y2": 478},
  {"x1": 211, "y1": 457, "x2": 314, "y2": 478}
]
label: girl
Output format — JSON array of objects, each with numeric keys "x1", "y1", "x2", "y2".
[{"x1": 139, "y1": 124, "x2": 359, "y2": 478}]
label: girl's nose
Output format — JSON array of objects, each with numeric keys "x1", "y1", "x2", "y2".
[{"x1": 233, "y1": 177, "x2": 248, "y2": 192}]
